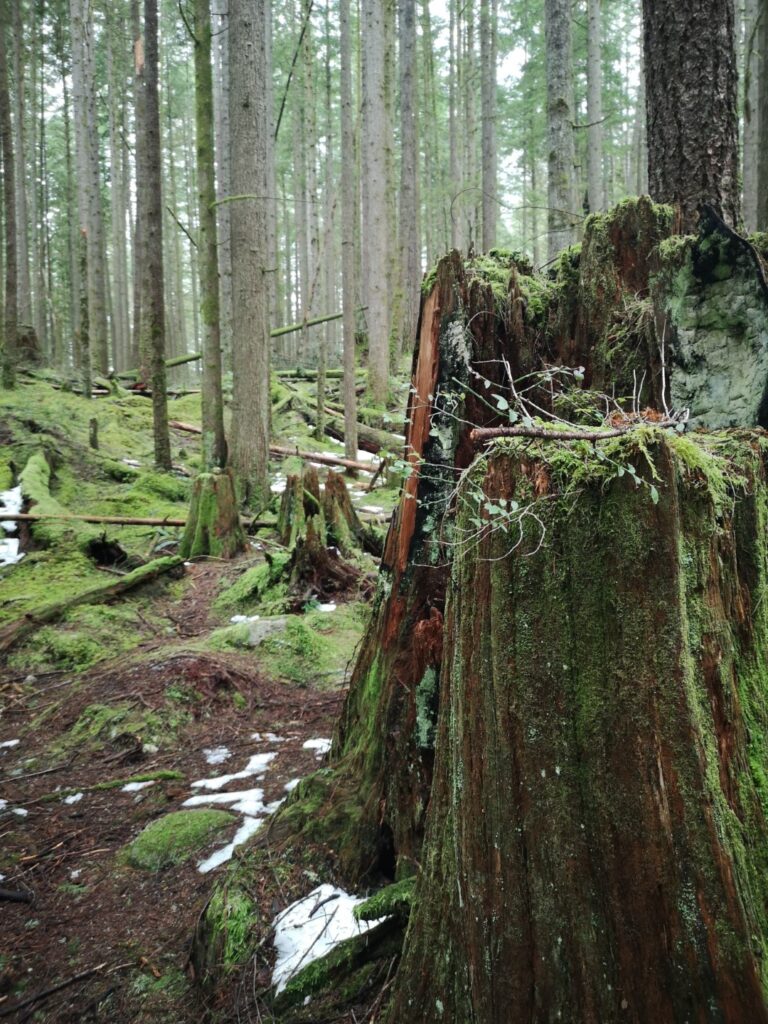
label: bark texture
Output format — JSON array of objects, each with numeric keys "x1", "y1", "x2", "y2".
[
  {"x1": 544, "y1": 0, "x2": 576, "y2": 259},
  {"x1": 0, "y1": 3, "x2": 16, "y2": 389},
  {"x1": 389, "y1": 434, "x2": 768, "y2": 1023},
  {"x1": 194, "y1": 0, "x2": 227, "y2": 470},
  {"x1": 643, "y1": 0, "x2": 740, "y2": 231},
  {"x1": 228, "y1": 0, "x2": 270, "y2": 508}
]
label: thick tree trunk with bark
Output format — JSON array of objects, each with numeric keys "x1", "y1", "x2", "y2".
[{"x1": 643, "y1": 0, "x2": 740, "y2": 231}]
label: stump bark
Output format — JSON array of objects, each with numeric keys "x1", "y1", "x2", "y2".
[
  {"x1": 178, "y1": 468, "x2": 246, "y2": 559},
  {"x1": 389, "y1": 435, "x2": 768, "y2": 1022}
]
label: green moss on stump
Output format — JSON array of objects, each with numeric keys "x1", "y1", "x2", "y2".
[
  {"x1": 354, "y1": 877, "x2": 416, "y2": 922},
  {"x1": 179, "y1": 468, "x2": 246, "y2": 560},
  {"x1": 126, "y1": 810, "x2": 235, "y2": 871}
]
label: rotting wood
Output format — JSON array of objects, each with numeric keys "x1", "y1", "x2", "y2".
[
  {"x1": 0, "y1": 555, "x2": 184, "y2": 655},
  {"x1": 469, "y1": 420, "x2": 677, "y2": 446},
  {"x1": 0, "y1": 511, "x2": 276, "y2": 529}
]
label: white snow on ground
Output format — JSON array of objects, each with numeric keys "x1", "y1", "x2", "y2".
[
  {"x1": 230, "y1": 614, "x2": 260, "y2": 624},
  {"x1": 0, "y1": 487, "x2": 24, "y2": 566},
  {"x1": 303, "y1": 738, "x2": 332, "y2": 756},
  {"x1": 0, "y1": 739, "x2": 20, "y2": 749},
  {"x1": 191, "y1": 751, "x2": 277, "y2": 791},
  {"x1": 198, "y1": 816, "x2": 265, "y2": 873},
  {"x1": 184, "y1": 787, "x2": 266, "y2": 815},
  {"x1": 121, "y1": 780, "x2": 155, "y2": 792},
  {"x1": 121, "y1": 458, "x2": 141, "y2": 467},
  {"x1": 252, "y1": 732, "x2": 286, "y2": 743},
  {"x1": 284, "y1": 778, "x2": 301, "y2": 793},
  {"x1": 316, "y1": 603, "x2": 336, "y2": 613},
  {"x1": 63, "y1": 793, "x2": 83, "y2": 805},
  {"x1": 271, "y1": 884, "x2": 388, "y2": 993},
  {"x1": 271, "y1": 476, "x2": 287, "y2": 494},
  {"x1": 203, "y1": 746, "x2": 232, "y2": 765},
  {"x1": 13, "y1": 808, "x2": 28, "y2": 817},
  {"x1": 0, "y1": 799, "x2": 7, "y2": 810}
]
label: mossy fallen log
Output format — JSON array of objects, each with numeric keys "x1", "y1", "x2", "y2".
[{"x1": 0, "y1": 555, "x2": 184, "y2": 655}]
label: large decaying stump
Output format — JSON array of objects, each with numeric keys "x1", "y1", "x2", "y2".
[
  {"x1": 197, "y1": 199, "x2": 768, "y2": 1021},
  {"x1": 389, "y1": 434, "x2": 768, "y2": 1022}
]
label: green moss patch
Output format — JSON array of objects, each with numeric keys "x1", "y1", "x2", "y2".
[
  {"x1": 125, "y1": 810, "x2": 235, "y2": 871},
  {"x1": 53, "y1": 701, "x2": 190, "y2": 755}
]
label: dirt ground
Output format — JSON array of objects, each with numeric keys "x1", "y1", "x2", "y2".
[{"x1": 0, "y1": 561, "x2": 352, "y2": 1023}]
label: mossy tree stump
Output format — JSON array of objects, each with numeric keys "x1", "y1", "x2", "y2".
[
  {"x1": 389, "y1": 434, "x2": 768, "y2": 1022},
  {"x1": 197, "y1": 203, "x2": 768, "y2": 1019},
  {"x1": 179, "y1": 468, "x2": 245, "y2": 559}
]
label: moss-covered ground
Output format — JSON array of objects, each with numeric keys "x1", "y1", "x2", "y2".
[{"x1": 0, "y1": 370, "x2": 400, "y2": 1023}]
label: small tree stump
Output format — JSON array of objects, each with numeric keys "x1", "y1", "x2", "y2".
[{"x1": 179, "y1": 468, "x2": 245, "y2": 560}]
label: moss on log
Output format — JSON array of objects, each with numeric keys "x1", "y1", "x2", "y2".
[
  {"x1": 178, "y1": 469, "x2": 246, "y2": 560},
  {"x1": 0, "y1": 555, "x2": 184, "y2": 655},
  {"x1": 390, "y1": 431, "x2": 768, "y2": 1022}
]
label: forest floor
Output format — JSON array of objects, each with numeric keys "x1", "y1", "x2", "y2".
[{"x1": 0, "y1": 370, "x2": 400, "y2": 1022}]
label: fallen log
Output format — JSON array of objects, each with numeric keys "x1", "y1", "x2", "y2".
[
  {"x1": 1, "y1": 512, "x2": 188, "y2": 527},
  {"x1": 0, "y1": 555, "x2": 184, "y2": 656},
  {"x1": 0, "y1": 511, "x2": 276, "y2": 529},
  {"x1": 167, "y1": 420, "x2": 379, "y2": 474}
]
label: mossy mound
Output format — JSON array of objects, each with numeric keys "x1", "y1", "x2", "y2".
[
  {"x1": 126, "y1": 810, "x2": 235, "y2": 872},
  {"x1": 53, "y1": 701, "x2": 190, "y2": 755}
]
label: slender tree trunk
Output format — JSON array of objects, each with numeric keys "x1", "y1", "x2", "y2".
[
  {"x1": 12, "y1": 0, "x2": 31, "y2": 329},
  {"x1": 643, "y1": 0, "x2": 740, "y2": 230},
  {"x1": 212, "y1": 0, "x2": 232, "y2": 369},
  {"x1": 137, "y1": 0, "x2": 171, "y2": 468},
  {"x1": 586, "y1": 0, "x2": 604, "y2": 213},
  {"x1": 361, "y1": 0, "x2": 389, "y2": 404},
  {"x1": 396, "y1": 0, "x2": 419, "y2": 355},
  {"x1": 107, "y1": 15, "x2": 129, "y2": 370},
  {"x1": 480, "y1": 0, "x2": 497, "y2": 249},
  {"x1": 544, "y1": 0, "x2": 576, "y2": 259},
  {"x1": 228, "y1": 0, "x2": 270, "y2": 508},
  {"x1": 340, "y1": 0, "x2": 358, "y2": 460},
  {"x1": 743, "y1": 0, "x2": 759, "y2": 230},
  {"x1": 0, "y1": 1, "x2": 16, "y2": 388},
  {"x1": 448, "y1": 0, "x2": 459, "y2": 251},
  {"x1": 757, "y1": 1, "x2": 768, "y2": 230},
  {"x1": 194, "y1": 0, "x2": 226, "y2": 469}
]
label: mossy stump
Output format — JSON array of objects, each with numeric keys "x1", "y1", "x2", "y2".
[
  {"x1": 179, "y1": 468, "x2": 245, "y2": 560},
  {"x1": 390, "y1": 434, "x2": 768, "y2": 1023}
]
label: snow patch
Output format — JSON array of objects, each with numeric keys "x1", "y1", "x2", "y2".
[
  {"x1": 316, "y1": 603, "x2": 336, "y2": 613},
  {"x1": 230, "y1": 614, "x2": 260, "y2": 624},
  {"x1": 303, "y1": 738, "x2": 332, "y2": 756},
  {"x1": 284, "y1": 778, "x2": 301, "y2": 793},
  {"x1": 197, "y1": 815, "x2": 264, "y2": 873},
  {"x1": 191, "y1": 751, "x2": 277, "y2": 791},
  {"x1": 13, "y1": 808, "x2": 28, "y2": 817},
  {"x1": 121, "y1": 780, "x2": 155, "y2": 793},
  {"x1": 203, "y1": 746, "x2": 232, "y2": 765},
  {"x1": 0, "y1": 739, "x2": 20, "y2": 749},
  {"x1": 271, "y1": 884, "x2": 388, "y2": 993},
  {"x1": 63, "y1": 793, "x2": 84, "y2": 805},
  {"x1": 252, "y1": 732, "x2": 286, "y2": 743}
]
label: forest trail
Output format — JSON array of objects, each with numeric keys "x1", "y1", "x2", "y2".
[{"x1": 0, "y1": 375, "x2": 388, "y2": 1022}]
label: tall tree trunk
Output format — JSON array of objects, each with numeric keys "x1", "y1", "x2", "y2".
[
  {"x1": 586, "y1": 0, "x2": 604, "y2": 213},
  {"x1": 12, "y1": 0, "x2": 31, "y2": 330},
  {"x1": 448, "y1": 0, "x2": 459, "y2": 251},
  {"x1": 544, "y1": 0, "x2": 576, "y2": 259},
  {"x1": 643, "y1": 0, "x2": 740, "y2": 230},
  {"x1": 743, "y1": 0, "x2": 759, "y2": 231},
  {"x1": 137, "y1": 0, "x2": 171, "y2": 469},
  {"x1": 228, "y1": 0, "x2": 270, "y2": 508},
  {"x1": 106, "y1": 11, "x2": 129, "y2": 370},
  {"x1": 361, "y1": 0, "x2": 390, "y2": 404},
  {"x1": 757, "y1": 1, "x2": 768, "y2": 230},
  {"x1": 194, "y1": 0, "x2": 227, "y2": 469},
  {"x1": 212, "y1": 0, "x2": 232, "y2": 368},
  {"x1": 396, "y1": 0, "x2": 419, "y2": 353},
  {"x1": 0, "y1": 0, "x2": 16, "y2": 388},
  {"x1": 480, "y1": 0, "x2": 497, "y2": 249},
  {"x1": 340, "y1": 0, "x2": 358, "y2": 461}
]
